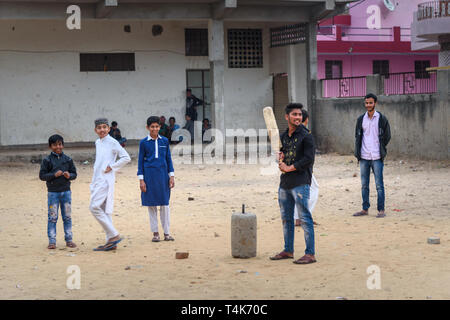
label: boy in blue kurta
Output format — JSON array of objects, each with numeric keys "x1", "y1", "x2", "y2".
[{"x1": 138, "y1": 116, "x2": 175, "y2": 242}]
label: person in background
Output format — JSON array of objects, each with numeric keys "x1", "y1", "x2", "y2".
[
  {"x1": 293, "y1": 109, "x2": 319, "y2": 227},
  {"x1": 109, "y1": 121, "x2": 127, "y2": 147},
  {"x1": 168, "y1": 116, "x2": 181, "y2": 144},
  {"x1": 159, "y1": 116, "x2": 170, "y2": 139},
  {"x1": 186, "y1": 88, "x2": 203, "y2": 121},
  {"x1": 353, "y1": 93, "x2": 391, "y2": 218},
  {"x1": 202, "y1": 118, "x2": 211, "y2": 143},
  {"x1": 183, "y1": 114, "x2": 194, "y2": 143}
]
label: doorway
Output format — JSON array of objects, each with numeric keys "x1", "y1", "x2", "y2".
[
  {"x1": 273, "y1": 73, "x2": 289, "y2": 134},
  {"x1": 186, "y1": 69, "x2": 211, "y2": 122}
]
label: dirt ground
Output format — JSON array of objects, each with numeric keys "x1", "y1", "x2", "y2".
[{"x1": 0, "y1": 152, "x2": 449, "y2": 300}]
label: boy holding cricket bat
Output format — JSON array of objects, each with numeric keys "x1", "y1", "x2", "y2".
[{"x1": 269, "y1": 103, "x2": 317, "y2": 264}]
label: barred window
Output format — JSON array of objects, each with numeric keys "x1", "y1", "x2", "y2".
[
  {"x1": 185, "y1": 29, "x2": 208, "y2": 56},
  {"x1": 270, "y1": 23, "x2": 307, "y2": 48},
  {"x1": 80, "y1": 53, "x2": 135, "y2": 72},
  {"x1": 325, "y1": 60, "x2": 343, "y2": 79},
  {"x1": 373, "y1": 60, "x2": 389, "y2": 78},
  {"x1": 415, "y1": 60, "x2": 430, "y2": 79},
  {"x1": 228, "y1": 29, "x2": 263, "y2": 68}
]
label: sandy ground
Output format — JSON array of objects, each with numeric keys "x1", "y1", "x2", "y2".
[{"x1": 0, "y1": 152, "x2": 449, "y2": 300}]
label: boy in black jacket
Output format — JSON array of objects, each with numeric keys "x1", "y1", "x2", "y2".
[
  {"x1": 39, "y1": 135, "x2": 77, "y2": 249},
  {"x1": 269, "y1": 103, "x2": 316, "y2": 265},
  {"x1": 353, "y1": 93, "x2": 391, "y2": 218}
]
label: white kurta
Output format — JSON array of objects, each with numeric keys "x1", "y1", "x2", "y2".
[{"x1": 90, "y1": 135, "x2": 130, "y2": 239}]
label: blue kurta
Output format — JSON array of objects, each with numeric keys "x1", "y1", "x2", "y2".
[{"x1": 137, "y1": 135, "x2": 174, "y2": 206}]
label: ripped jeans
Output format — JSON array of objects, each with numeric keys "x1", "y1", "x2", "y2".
[
  {"x1": 278, "y1": 185, "x2": 315, "y2": 255},
  {"x1": 47, "y1": 191, "x2": 73, "y2": 244}
]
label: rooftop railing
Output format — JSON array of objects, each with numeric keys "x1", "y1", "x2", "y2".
[{"x1": 417, "y1": 1, "x2": 450, "y2": 21}]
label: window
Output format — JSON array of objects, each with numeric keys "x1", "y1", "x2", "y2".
[
  {"x1": 186, "y1": 70, "x2": 211, "y2": 121},
  {"x1": 185, "y1": 29, "x2": 208, "y2": 56},
  {"x1": 228, "y1": 29, "x2": 263, "y2": 68},
  {"x1": 373, "y1": 60, "x2": 389, "y2": 78},
  {"x1": 270, "y1": 23, "x2": 307, "y2": 48},
  {"x1": 415, "y1": 60, "x2": 431, "y2": 79},
  {"x1": 80, "y1": 53, "x2": 135, "y2": 72},
  {"x1": 325, "y1": 60, "x2": 343, "y2": 79}
]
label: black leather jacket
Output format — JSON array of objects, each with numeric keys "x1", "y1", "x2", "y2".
[
  {"x1": 39, "y1": 152, "x2": 77, "y2": 192},
  {"x1": 355, "y1": 111, "x2": 391, "y2": 161}
]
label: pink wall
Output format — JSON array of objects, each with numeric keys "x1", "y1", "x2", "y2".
[
  {"x1": 316, "y1": 0, "x2": 439, "y2": 79},
  {"x1": 318, "y1": 0, "x2": 424, "y2": 42},
  {"x1": 317, "y1": 54, "x2": 438, "y2": 79}
]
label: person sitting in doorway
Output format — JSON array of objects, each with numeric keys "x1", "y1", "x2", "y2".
[{"x1": 109, "y1": 121, "x2": 127, "y2": 147}]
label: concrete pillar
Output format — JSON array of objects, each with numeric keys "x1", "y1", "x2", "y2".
[
  {"x1": 231, "y1": 212, "x2": 257, "y2": 258},
  {"x1": 306, "y1": 22, "x2": 318, "y2": 134},
  {"x1": 438, "y1": 35, "x2": 450, "y2": 67},
  {"x1": 286, "y1": 43, "x2": 307, "y2": 107},
  {"x1": 208, "y1": 19, "x2": 225, "y2": 136},
  {"x1": 437, "y1": 69, "x2": 449, "y2": 159},
  {"x1": 366, "y1": 74, "x2": 383, "y2": 96}
]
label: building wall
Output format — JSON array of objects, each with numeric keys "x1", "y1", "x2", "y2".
[
  {"x1": 223, "y1": 22, "x2": 273, "y2": 132},
  {"x1": 317, "y1": 0, "x2": 424, "y2": 42},
  {"x1": 0, "y1": 19, "x2": 274, "y2": 145},
  {"x1": 317, "y1": 53, "x2": 439, "y2": 78},
  {"x1": 312, "y1": 92, "x2": 449, "y2": 160}
]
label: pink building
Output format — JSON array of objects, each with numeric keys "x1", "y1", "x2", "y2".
[{"x1": 317, "y1": 0, "x2": 439, "y2": 96}]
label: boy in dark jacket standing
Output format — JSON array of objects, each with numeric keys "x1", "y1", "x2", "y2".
[
  {"x1": 39, "y1": 134, "x2": 77, "y2": 249},
  {"x1": 353, "y1": 93, "x2": 391, "y2": 218},
  {"x1": 269, "y1": 103, "x2": 316, "y2": 265}
]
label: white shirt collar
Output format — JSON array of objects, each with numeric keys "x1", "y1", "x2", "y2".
[
  {"x1": 99, "y1": 134, "x2": 110, "y2": 142},
  {"x1": 147, "y1": 134, "x2": 162, "y2": 141},
  {"x1": 365, "y1": 110, "x2": 379, "y2": 119}
]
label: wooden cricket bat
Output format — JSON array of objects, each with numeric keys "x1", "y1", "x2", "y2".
[{"x1": 263, "y1": 106, "x2": 281, "y2": 156}]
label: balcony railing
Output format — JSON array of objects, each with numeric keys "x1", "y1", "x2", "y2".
[
  {"x1": 417, "y1": 1, "x2": 450, "y2": 21},
  {"x1": 381, "y1": 72, "x2": 437, "y2": 95},
  {"x1": 321, "y1": 72, "x2": 437, "y2": 98},
  {"x1": 321, "y1": 76, "x2": 366, "y2": 98}
]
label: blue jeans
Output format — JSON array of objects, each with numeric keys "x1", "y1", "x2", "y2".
[
  {"x1": 47, "y1": 191, "x2": 73, "y2": 244},
  {"x1": 278, "y1": 185, "x2": 315, "y2": 255},
  {"x1": 360, "y1": 159, "x2": 385, "y2": 211}
]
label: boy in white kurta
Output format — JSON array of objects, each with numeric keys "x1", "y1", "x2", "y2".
[
  {"x1": 294, "y1": 110, "x2": 319, "y2": 226},
  {"x1": 90, "y1": 118, "x2": 131, "y2": 251}
]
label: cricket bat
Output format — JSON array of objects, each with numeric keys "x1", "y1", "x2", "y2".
[{"x1": 263, "y1": 106, "x2": 281, "y2": 156}]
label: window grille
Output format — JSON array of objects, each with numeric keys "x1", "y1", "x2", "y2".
[
  {"x1": 228, "y1": 29, "x2": 263, "y2": 68},
  {"x1": 270, "y1": 23, "x2": 307, "y2": 48}
]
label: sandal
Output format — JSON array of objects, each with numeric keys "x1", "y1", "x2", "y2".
[
  {"x1": 293, "y1": 254, "x2": 316, "y2": 264},
  {"x1": 93, "y1": 243, "x2": 118, "y2": 251},
  {"x1": 376, "y1": 212, "x2": 386, "y2": 218},
  {"x1": 66, "y1": 241, "x2": 77, "y2": 248},
  {"x1": 93, "y1": 238, "x2": 122, "y2": 251},
  {"x1": 48, "y1": 243, "x2": 56, "y2": 249},
  {"x1": 353, "y1": 210, "x2": 368, "y2": 216},
  {"x1": 164, "y1": 235, "x2": 174, "y2": 241},
  {"x1": 152, "y1": 235, "x2": 160, "y2": 242},
  {"x1": 103, "y1": 244, "x2": 117, "y2": 251},
  {"x1": 269, "y1": 251, "x2": 293, "y2": 260}
]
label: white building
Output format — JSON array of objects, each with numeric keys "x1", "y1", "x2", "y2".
[
  {"x1": 0, "y1": 0, "x2": 351, "y2": 146},
  {"x1": 411, "y1": 0, "x2": 450, "y2": 66}
]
